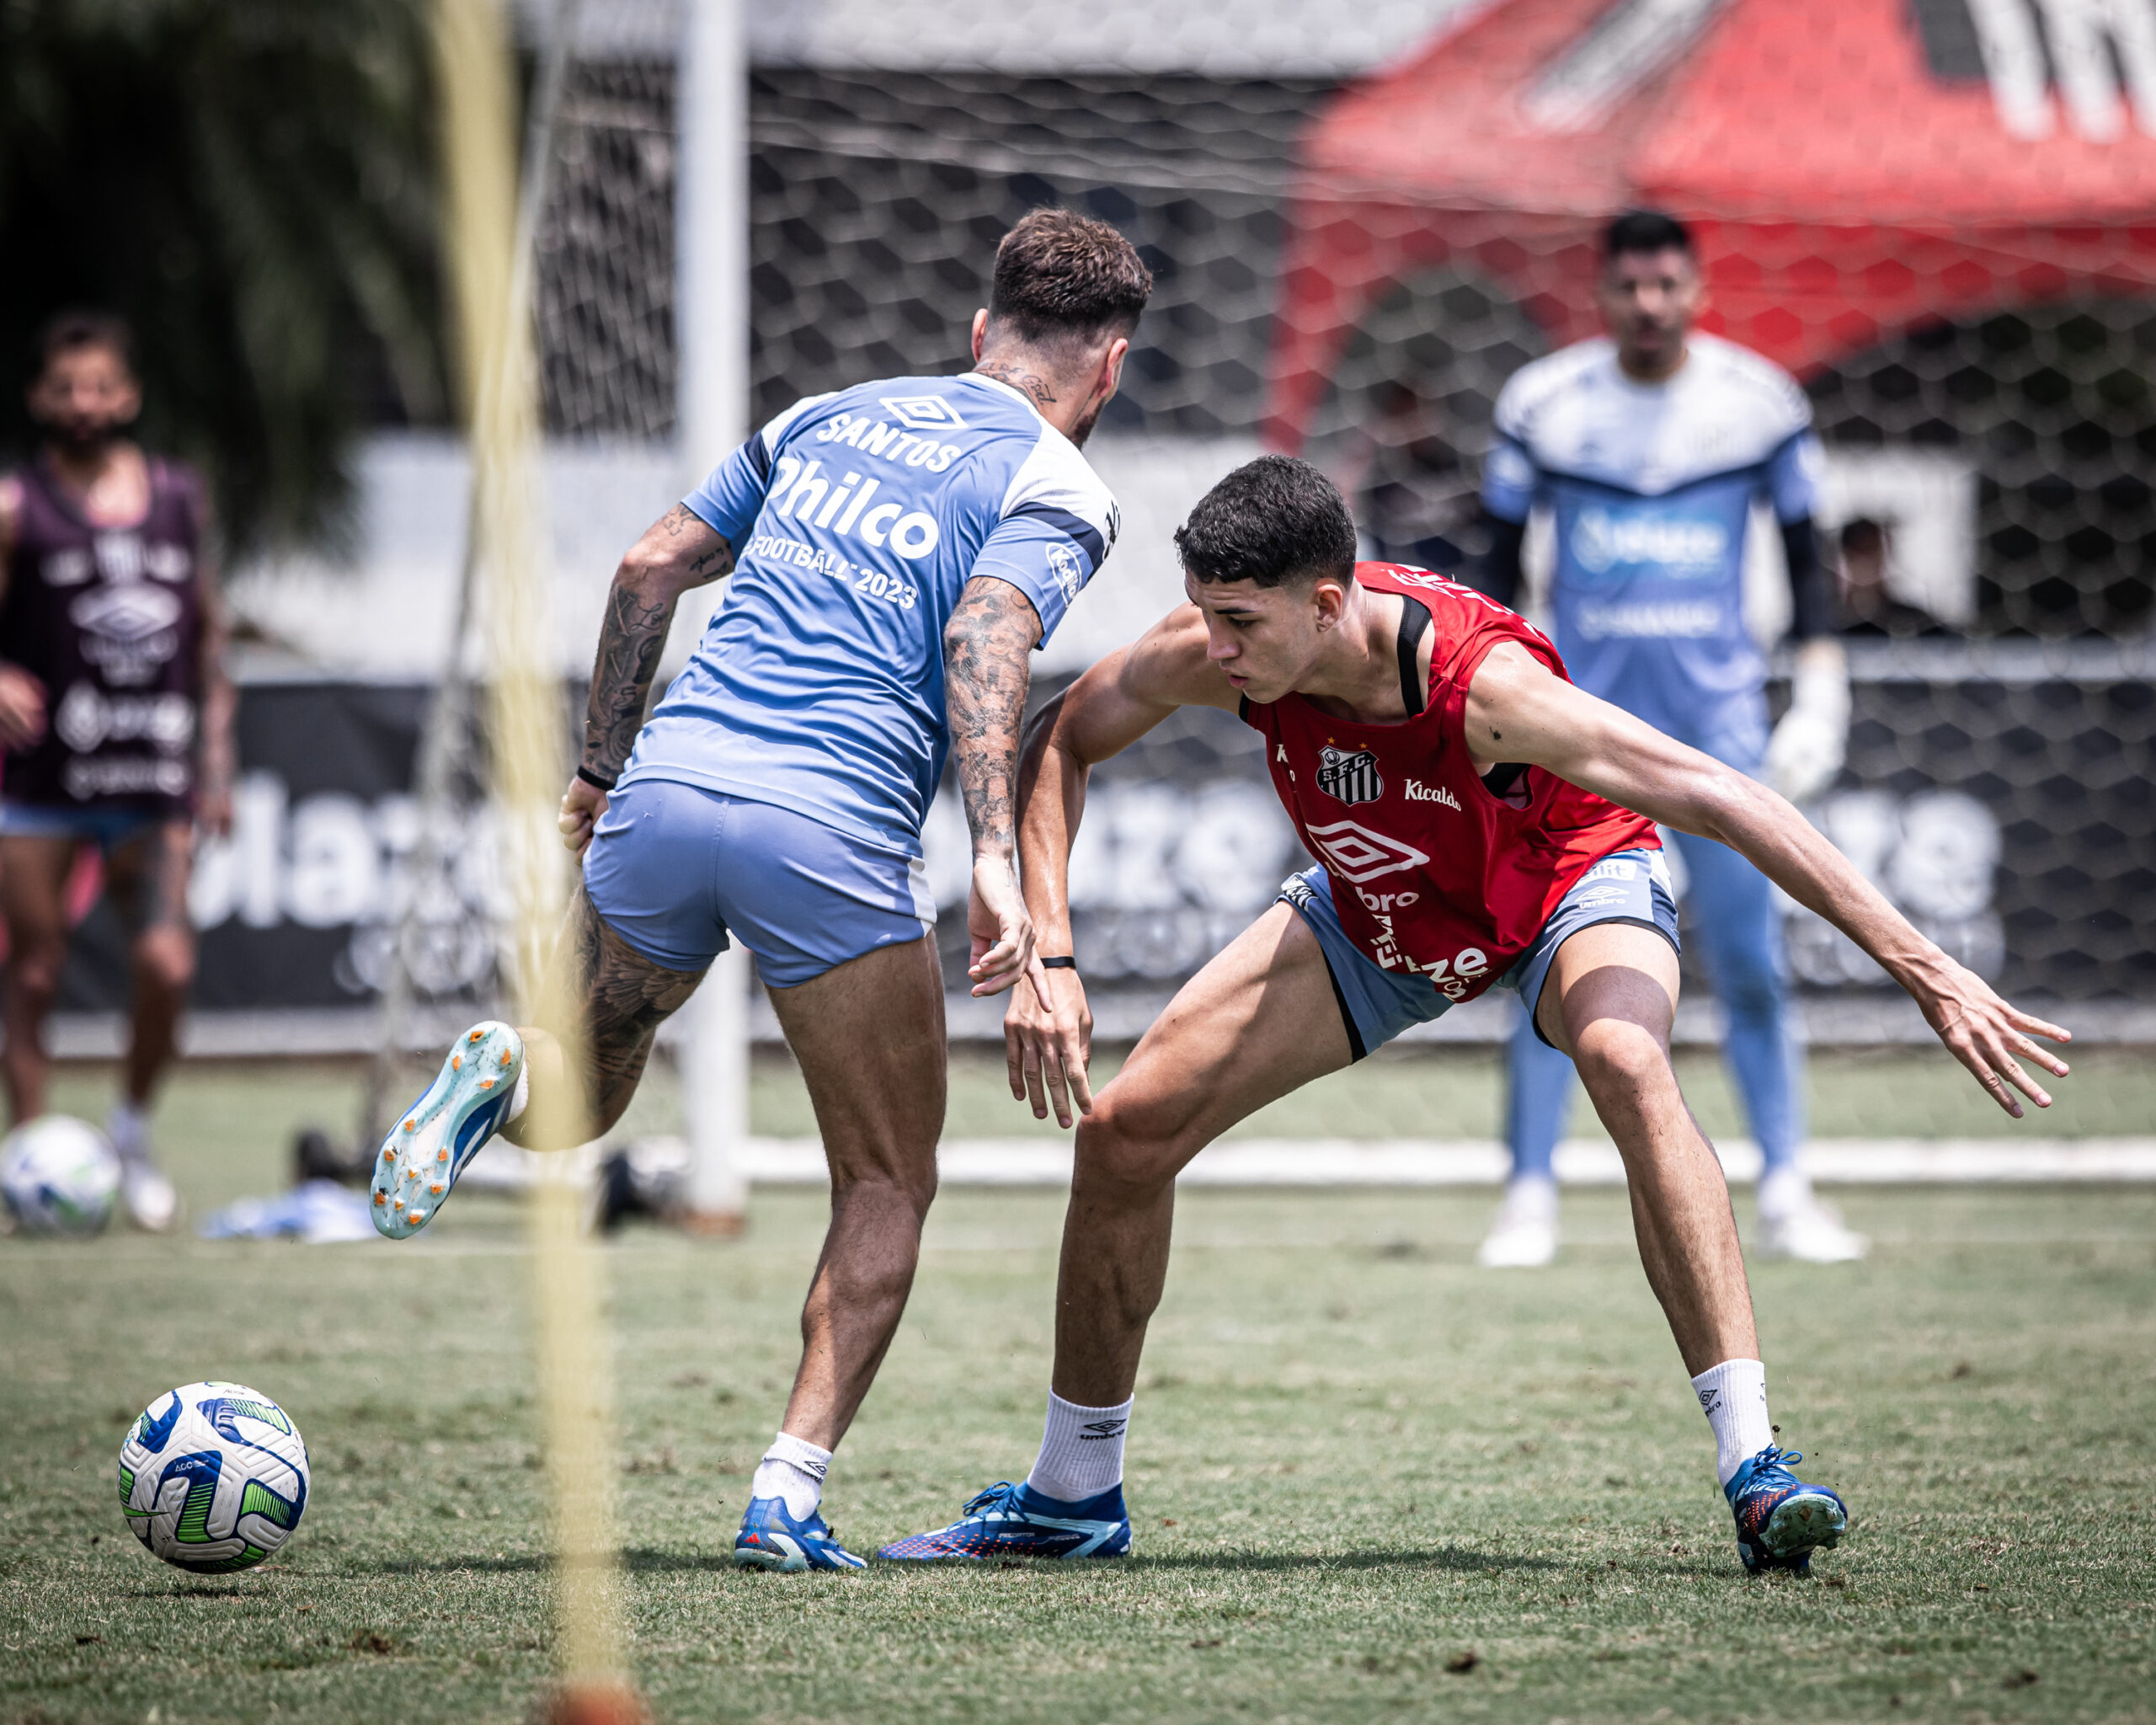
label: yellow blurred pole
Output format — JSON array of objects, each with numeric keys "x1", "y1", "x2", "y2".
[{"x1": 433, "y1": 0, "x2": 632, "y2": 1708}]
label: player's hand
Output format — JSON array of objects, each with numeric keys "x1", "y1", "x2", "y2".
[
  {"x1": 965, "y1": 854, "x2": 1042, "y2": 1000},
  {"x1": 0, "y1": 665, "x2": 47, "y2": 750},
  {"x1": 1006, "y1": 959, "x2": 1094, "y2": 1128},
  {"x1": 195, "y1": 779, "x2": 234, "y2": 840},
  {"x1": 558, "y1": 775, "x2": 608, "y2": 857},
  {"x1": 1905, "y1": 950, "x2": 2071, "y2": 1118},
  {"x1": 1765, "y1": 639, "x2": 1849, "y2": 804},
  {"x1": 1764, "y1": 705, "x2": 1845, "y2": 804}
]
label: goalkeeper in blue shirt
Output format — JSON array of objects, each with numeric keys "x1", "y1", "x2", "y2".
[
  {"x1": 366, "y1": 209, "x2": 1151, "y2": 1570},
  {"x1": 1476, "y1": 210, "x2": 1865, "y2": 1268}
]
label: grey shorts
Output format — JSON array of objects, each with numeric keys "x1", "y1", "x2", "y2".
[{"x1": 1279, "y1": 846, "x2": 1680, "y2": 1061}]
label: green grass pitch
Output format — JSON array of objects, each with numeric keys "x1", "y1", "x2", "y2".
[{"x1": 0, "y1": 1058, "x2": 2151, "y2": 1723}]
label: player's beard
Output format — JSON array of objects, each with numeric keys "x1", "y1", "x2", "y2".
[
  {"x1": 1065, "y1": 398, "x2": 1106, "y2": 448},
  {"x1": 40, "y1": 415, "x2": 123, "y2": 462}
]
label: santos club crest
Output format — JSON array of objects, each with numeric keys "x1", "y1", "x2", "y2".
[{"x1": 1315, "y1": 745, "x2": 1382, "y2": 805}]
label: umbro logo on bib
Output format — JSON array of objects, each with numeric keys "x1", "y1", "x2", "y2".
[
  {"x1": 1315, "y1": 745, "x2": 1382, "y2": 805},
  {"x1": 880, "y1": 394, "x2": 968, "y2": 432},
  {"x1": 1304, "y1": 820, "x2": 1430, "y2": 884}
]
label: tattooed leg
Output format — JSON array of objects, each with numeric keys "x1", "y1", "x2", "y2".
[{"x1": 500, "y1": 883, "x2": 705, "y2": 1151}]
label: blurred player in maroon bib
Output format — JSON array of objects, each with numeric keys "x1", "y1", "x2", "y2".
[
  {"x1": 887, "y1": 456, "x2": 2068, "y2": 1578},
  {"x1": 0, "y1": 312, "x2": 234, "y2": 1230}
]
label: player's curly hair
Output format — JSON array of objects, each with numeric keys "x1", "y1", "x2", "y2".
[
  {"x1": 989, "y1": 208, "x2": 1152, "y2": 348},
  {"x1": 1176, "y1": 455, "x2": 1358, "y2": 589}
]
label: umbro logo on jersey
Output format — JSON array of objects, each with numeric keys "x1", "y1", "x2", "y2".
[
  {"x1": 1404, "y1": 779, "x2": 1461, "y2": 810},
  {"x1": 880, "y1": 394, "x2": 968, "y2": 432},
  {"x1": 1316, "y1": 745, "x2": 1382, "y2": 805},
  {"x1": 1304, "y1": 819, "x2": 1430, "y2": 884}
]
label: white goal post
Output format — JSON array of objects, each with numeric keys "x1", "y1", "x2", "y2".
[{"x1": 675, "y1": 0, "x2": 752, "y2": 1233}]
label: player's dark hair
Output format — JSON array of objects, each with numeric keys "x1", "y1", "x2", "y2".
[
  {"x1": 988, "y1": 208, "x2": 1153, "y2": 349},
  {"x1": 1603, "y1": 208, "x2": 1695, "y2": 263},
  {"x1": 1176, "y1": 456, "x2": 1358, "y2": 589},
  {"x1": 35, "y1": 309, "x2": 136, "y2": 378}
]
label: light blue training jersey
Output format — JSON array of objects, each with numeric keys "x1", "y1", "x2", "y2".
[
  {"x1": 1481, "y1": 332, "x2": 1822, "y2": 761},
  {"x1": 620, "y1": 373, "x2": 1119, "y2": 854}
]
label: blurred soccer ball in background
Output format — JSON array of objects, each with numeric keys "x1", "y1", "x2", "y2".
[
  {"x1": 1, "y1": 1116, "x2": 121, "y2": 1236},
  {"x1": 119, "y1": 1382, "x2": 310, "y2": 1573}
]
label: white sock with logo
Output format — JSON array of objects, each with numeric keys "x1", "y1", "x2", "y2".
[
  {"x1": 750, "y1": 1431, "x2": 831, "y2": 1519},
  {"x1": 1691, "y1": 1359, "x2": 1774, "y2": 1487},
  {"x1": 1025, "y1": 1391, "x2": 1132, "y2": 1505}
]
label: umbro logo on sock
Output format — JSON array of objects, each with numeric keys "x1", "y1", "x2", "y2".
[
  {"x1": 1078, "y1": 1419, "x2": 1128, "y2": 1441},
  {"x1": 1697, "y1": 1388, "x2": 1721, "y2": 1413}
]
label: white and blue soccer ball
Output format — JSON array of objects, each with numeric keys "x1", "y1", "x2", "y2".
[
  {"x1": 1, "y1": 1114, "x2": 120, "y2": 1235},
  {"x1": 119, "y1": 1381, "x2": 310, "y2": 1573}
]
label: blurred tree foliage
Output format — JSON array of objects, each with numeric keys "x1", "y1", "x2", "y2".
[{"x1": 0, "y1": 0, "x2": 446, "y2": 554}]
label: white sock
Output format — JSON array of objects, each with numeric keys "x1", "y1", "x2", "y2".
[
  {"x1": 1757, "y1": 1165, "x2": 1810, "y2": 1220},
  {"x1": 749, "y1": 1431, "x2": 830, "y2": 1519},
  {"x1": 506, "y1": 1064, "x2": 530, "y2": 1123},
  {"x1": 1024, "y1": 1391, "x2": 1132, "y2": 1505},
  {"x1": 1501, "y1": 1174, "x2": 1557, "y2": 1219},
  {"x1": 106, "y1": 1100, "x2": 150, "y2": 1165},
  {"x1": 1691, "y1": 1358, "x2": 1774, "y2": 1486}
]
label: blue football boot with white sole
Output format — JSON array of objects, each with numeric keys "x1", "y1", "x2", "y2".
[
  {"x1": 733, "y1": 1496, "x2": 867, "y2": 1572},
  {"x1": 370, "y1": 1022, "x2": 524, "y2": 1239},
  {"x1": 878, "y1": 1479, "x2": 1131, "y2": 1562},
  {"x1": 1726, "y1": 1445, "x2": 1849, "y2": 1575}
]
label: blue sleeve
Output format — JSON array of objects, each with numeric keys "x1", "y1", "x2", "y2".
[
  {"x1": 1481, "y1": 435, "x2": 1538, "y2": 524},
  {"x1": 968, "y1": 511, "x2": 1102, "y2": 649},
  {"x1": 681, "y1": 434, "x2": 775, "y2": 547},
  {"x1": 1769, "y1": 430, "x2": 1824, "y2": 524}
]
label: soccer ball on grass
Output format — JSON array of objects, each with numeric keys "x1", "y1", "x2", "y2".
[
  {"x1": 119, "y1": 1381, "x2": 310, "y2": 1573},
  {"x1": 1, "y1": 1115, "x2": 120, "y2": 1235}
]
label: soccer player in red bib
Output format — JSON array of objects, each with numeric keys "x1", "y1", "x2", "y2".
[{"x1": 883, "y1": 456, "x2": 2069, "y2": 1576}]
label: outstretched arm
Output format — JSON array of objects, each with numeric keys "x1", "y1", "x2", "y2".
[
  {"x1": 1005, "y1": 602, "x2": 1238, "y2": 1124},
  {"x1": 558, "y1": 504, "x2": 734, "y2": 855},
  {"x1": 1465, "y1": 642, "x2": 2069, "y2": 1115}
]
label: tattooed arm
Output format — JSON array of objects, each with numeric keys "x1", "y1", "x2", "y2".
[
  {"x1": 945, "y1": 574, "x2": 1048, "y2": 999},
  {"x1": 558, "y1": 503, "x2": 735, "y2": 855}
]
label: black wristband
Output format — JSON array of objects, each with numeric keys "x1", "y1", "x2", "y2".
[
  {"x1": 575, "y1": 764, "x2": 618, "y2": 792},
  {"x1": 1038, "y1": 955, "x2": 1078, "y2": 970}
]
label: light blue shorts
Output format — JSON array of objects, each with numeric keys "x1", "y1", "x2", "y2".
[
  {"x1": 1280, "y1": 846, "x2": 1679, "y2": 1060},
  {"x1": 582, "y1": 777, "x2": 936, "y2": 989}
]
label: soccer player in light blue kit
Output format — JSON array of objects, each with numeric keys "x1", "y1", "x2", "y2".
[
  {"x1": 1477, "y1": 211, "x2": 1865, "y2": 1268},
  {"x1": 366, "y1": 211, "x2": 1153, "y2": 1570}
]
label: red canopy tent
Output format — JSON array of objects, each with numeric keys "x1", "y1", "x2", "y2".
[{"x1": 1265, "y1": 0, "x2": 2156, "y2": 447}]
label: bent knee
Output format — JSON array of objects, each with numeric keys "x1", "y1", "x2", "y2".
[
  {"x1": 1073, "y1": 1093, "x2": 1191, "y2": 1199},
  {"x1": 827, "y1": 1151, "x2": 938, "y2": 1217},
  {"x1": 1570, "y1": 1019, "x2": 1673, "y2": 1097},
  {"x1": 134, "y1": 928, "x2": 195, "y2": 995}
]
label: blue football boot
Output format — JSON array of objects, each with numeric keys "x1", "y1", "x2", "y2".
[
  {"x1": 733, "y1": 1496, "x2": 867, "y2": 1573},
  {"x1": 1726, "y1": 1445, "x2": 1849, "y2": 1574},
  {"x1": 878, "y1": 1479, "x2": 1132, "y2": 1561},
  {"x1": 371, "y1": 1022, "x2": 524, "y2": 1239}
]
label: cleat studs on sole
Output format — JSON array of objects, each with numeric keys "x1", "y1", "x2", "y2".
[
  {"x1": 373, "y1": 1192, "x2": 387, "y2": 1206},
  {"x1": 478, "y1": 1078, "x2": 494, "y2": 1090},
  {"x1": 382, "y1": 1148, "x2": 396, "y2": 1162},
  {"x1": 469, "y1": 1029, "x2": 484, "y2": 1043},
  {"x1": 452, "y1": 1055, "x2": 462, "y2": 1071}
]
